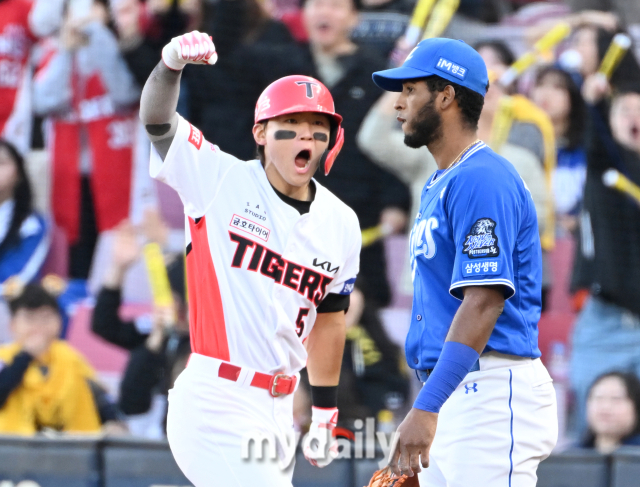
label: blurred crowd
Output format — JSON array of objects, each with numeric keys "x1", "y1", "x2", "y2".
[{"x1": 0, "y1": 0, "x2": 640, "y2": 457}]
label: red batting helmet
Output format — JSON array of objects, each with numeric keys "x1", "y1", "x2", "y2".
[{"x1": 254, "y1": 75, "x2": 345, "y2": 176}]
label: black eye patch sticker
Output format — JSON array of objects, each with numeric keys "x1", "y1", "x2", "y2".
[
  {"x1": 274, "y1": 130, "x2": 297, "y2": 140},
  {"x1": 313, "y1": 133, "x2": 328, "y2": 142},
  {"x1": 146, "y1": 123, "x2": 172, "y2": 136}
]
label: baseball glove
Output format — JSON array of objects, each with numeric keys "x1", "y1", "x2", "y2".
[{"x1": 365, "y1": 467, "x2": 420, "y2": 487}]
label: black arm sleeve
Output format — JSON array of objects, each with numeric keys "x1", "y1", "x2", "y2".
[
  {"x1": 0, "y1": 351, "x2": 33, "y2": 408},
  {"x1": 317, "y1": 293, "x2": 350, "y2": 313},
  {"x1": 118, "y1": 345, "x2": 165, "y2": 416},
  {"x1": 91, "y1": 288, "x2": 147, "y2": 351}
]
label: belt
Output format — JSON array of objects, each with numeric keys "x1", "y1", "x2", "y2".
[
  {"x1": 415, "y1": 359, "x2": 480, "y2": 383},
  {"x1": 217, "y1": 362, "x2": 297, "y2": 397}
]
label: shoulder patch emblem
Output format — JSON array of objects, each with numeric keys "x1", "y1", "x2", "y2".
[
  {"x1": 462, "y1": 218, "x2": 500, "y2": 259},
  {"x1": 188, "y1": 124, "x2": 203, "y2": 150},
  {"x1": 339, "y1": 277, "x2": 356, "y2": 295}
]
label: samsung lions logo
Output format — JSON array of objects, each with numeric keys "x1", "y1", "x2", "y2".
[{"x1": 462, "y1": 218, "x2": 500, "y2": 259}]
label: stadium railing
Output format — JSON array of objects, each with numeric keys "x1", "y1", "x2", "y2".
[{"x1": 0, "y1": 436, "x2": 639, "y2": 487}]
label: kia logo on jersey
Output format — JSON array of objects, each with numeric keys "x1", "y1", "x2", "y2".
[
  {"x1": 312, "y1": 258, "x2": 339, "y2": 274},
  {"x1": 229, "y1": 232, "x2": 333, "y2": 305}
]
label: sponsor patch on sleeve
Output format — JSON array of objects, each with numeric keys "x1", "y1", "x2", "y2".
[
  {"x1": 339, "y1": 277, "x2": 357, "y2": 295},
  {"x1": 463, "y1": 260, "x2": 499, "y2": 276},
  {"x1": 462, "y1": 218, "x2": 500, "y2": 259},
  {"x1": 188, "y1": 123, "x2": 203, "y2": 150}
]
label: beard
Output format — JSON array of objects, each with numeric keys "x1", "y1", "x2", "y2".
[{"x1": 403, "y1": 98, "x2": 443, "y2": 149}]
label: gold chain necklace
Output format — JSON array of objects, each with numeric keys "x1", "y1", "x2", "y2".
[{"x1": 444, "y1": 139, "x2": 481, "y2": 170}]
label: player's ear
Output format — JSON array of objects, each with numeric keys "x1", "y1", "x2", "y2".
[
  {"x1": 439, "y1": 85, "x2": 456, "y2": 110},
  {"x1": 253, "y1": 122, "x2": 267, "y2": 146}
]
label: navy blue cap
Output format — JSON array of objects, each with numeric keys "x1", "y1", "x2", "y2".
[{"x1": 373, "y1": 38, "x2": 489, "y2": 97}]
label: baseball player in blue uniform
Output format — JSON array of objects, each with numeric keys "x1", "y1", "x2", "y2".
[{"x1": 371, "y1": 39, "x2": 558, "y2": 486}]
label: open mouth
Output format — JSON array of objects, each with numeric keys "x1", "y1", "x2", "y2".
[
  {"x1": 295, "y1": 149, "x2": 311, "y2": 169},
  {"x1": 631, "y1": 124, "x2": 639, "y2": 139},
  {"x1": 315, "y1": 22, "x2": 332, "y2": 34}
]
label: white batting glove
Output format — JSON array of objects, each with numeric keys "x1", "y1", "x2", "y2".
[
  {"x1": 161, "y1": 30, "x2": 218, "y2": 71},
  {"x1": 303, "y1": 407, "x2": 339, "y2": 468}
]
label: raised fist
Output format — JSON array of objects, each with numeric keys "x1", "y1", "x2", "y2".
[{"x1": 162, "y1": 31, "x2": 217, "y2": 71}]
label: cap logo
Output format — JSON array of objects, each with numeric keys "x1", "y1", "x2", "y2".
[
  {"x1": 295, "y1": 81, "x2": 319, "y2": 99},
  {"x1": 435, "y1": 57, "x2": 467, "y2": 80},
  {"x1": 405, "y1": 46, "x2": 419, "y2": 62}
]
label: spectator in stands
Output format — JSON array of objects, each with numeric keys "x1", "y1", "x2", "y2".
[
  {"x1": 338, "y1": 283, "x2": 409, "y2": 424},
  {"x1": 474, "y1": 40, "x2": 516, "y2": 89},
  {"x1": 0, "y1": 284, "x2": 122, "y2": 435},
  {"x1": 33, "y1": 0, "x2": 140, "y2": 280},
  {"x1": 111, "y1": 0, "x2": 204, "y2": 89},
  {"x1": 565, "y1": 0, "x2": 640, "y2": 59},
  {"x1": 564, "y1": 24, "x2": 640, "y2": 90},
  {"x1": 582, "y1": 371, "x2": 640, "y2": 453},
  {"x1": 570, "y1": 75, "x2": 640, "y2": 435},
  {"x1": 188, "y1": 0, "x2": 300, "y2": 161},
  {"x1": 350, "y1": 0, "x2": 414, "y2": 58},
  {"x1": 0, "y1": 140, "x2": 49, "y2": 294},
  {"x1": 0, "y1": 0, "x2": 64, "y2": 154},
  {"x1": 91, "y1": 220, "x2": 189, "y2": 438},
  {"x1": 302, "y1": 0, "x2": 411, "y2": 306},
  {"x1": 532, "y1": 66, "x2": 587, "y2": 235},
  {"x1": 476, "y1": 42, "x2": 556, "y2": 307}
]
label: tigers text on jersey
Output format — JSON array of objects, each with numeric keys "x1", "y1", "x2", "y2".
[
  {"x1": 150, "y1": 116, "x2": 361, "y2": 376},
  {"x1": 407, "y1": 142, "x2": 542, "y2": 370}
]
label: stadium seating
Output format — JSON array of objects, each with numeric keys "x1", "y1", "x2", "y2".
[
  {"x1": 611, "y1": 446, "x2": 640, "y2": 487},
  {"x1": 537, "y1": 449, "x2": 609, "y2": 487},
  {"x1": 291, "y1": 453, "x2": 353, "y2": 487},
  {"x1": 102, "y1": 438, "x2": 190, "y2": 487},
  {"x1": 1, "y1": 437, "x2": 638, "y2": 487},
  {"x1": 0, "y1": 436, "x2": 100, "y2": 487}
]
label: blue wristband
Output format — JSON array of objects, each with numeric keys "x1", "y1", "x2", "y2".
[{"x1": 413, "y1": 341, "x2": 480, "y2": 413}]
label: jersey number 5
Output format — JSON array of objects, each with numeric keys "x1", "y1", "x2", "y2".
[{"x1": 295, "y1": 308, "x2": 310, "y2": 337}]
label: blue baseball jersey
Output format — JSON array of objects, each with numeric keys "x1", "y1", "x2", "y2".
[{"x1": 406, "y1": 142, "x2": 542, "y2": 370}]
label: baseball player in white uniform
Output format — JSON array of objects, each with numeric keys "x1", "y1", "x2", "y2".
[{"x1": 139, "y1": 32, "x2": 361, "y2": 486}]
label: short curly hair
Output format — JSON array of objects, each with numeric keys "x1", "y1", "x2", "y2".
[
  {"x1": 9, "y1": 284, "x2": 60, "y2": 316},
  {"x1": 423, "y1": 75, "x2": 487, "y2": 130}
]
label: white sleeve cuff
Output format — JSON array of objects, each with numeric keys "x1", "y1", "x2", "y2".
[{"x1": 449, "y1": 278, "x2": 516, "y2": 301}]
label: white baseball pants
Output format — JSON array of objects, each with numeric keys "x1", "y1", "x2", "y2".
[
  {"x1": 166, "y1": 353, "x2": 297, "y2": 487},
  {"x1": 418, "y1": 353, "x2": 558, "y2": 487}
]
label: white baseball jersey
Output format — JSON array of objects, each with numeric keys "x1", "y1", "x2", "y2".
[{"x1": 150, "y1": 115, "x2": 361, "y2": 376}]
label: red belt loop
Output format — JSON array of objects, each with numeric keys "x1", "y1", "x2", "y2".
[{"x1": 218, "y1": 362, "x2": 242, "y2": 381}]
